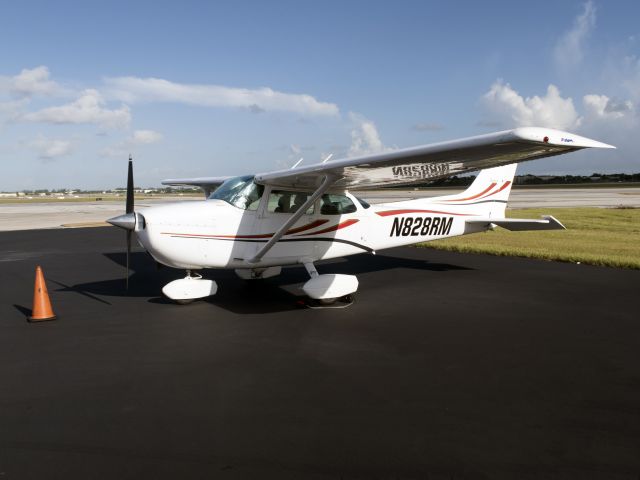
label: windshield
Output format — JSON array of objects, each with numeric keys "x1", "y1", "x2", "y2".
[{"x1": 209, "y1": 175, "x2": 264, "y2": 210}]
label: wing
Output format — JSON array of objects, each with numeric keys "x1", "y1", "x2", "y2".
[
  {"x1": 161, "y1": 176, "x2": 231, "y2": 197},
  {"x1": 255, "y1": 127, "x2": 614, "y2": 191}
]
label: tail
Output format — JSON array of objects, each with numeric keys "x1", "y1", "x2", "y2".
[{"x1": 433, "y1": 163, "x2": 517, "y2": 218}]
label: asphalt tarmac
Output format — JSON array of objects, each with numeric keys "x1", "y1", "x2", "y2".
[{"x1": 1, "y1": 227, "x2": 639, "y2": 479}]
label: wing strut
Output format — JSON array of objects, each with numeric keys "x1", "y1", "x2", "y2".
[{"x1": 247, "y1": 174, "x2": 338, "y2": 264}]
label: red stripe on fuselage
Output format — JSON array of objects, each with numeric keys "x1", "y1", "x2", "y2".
[
  {"x1": 285, "y1": 219, "x2": 329, "y2": 234},
  {"x1": 296, "y1": 218, "x2": 359, "y2": 235},
  {"x1": 375, "y1": 209, "x2": 475, "y2": 217}
]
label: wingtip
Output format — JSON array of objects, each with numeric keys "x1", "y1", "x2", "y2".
[{"x1": 512, "y1": 127, "x2": 615, "y2": 150}]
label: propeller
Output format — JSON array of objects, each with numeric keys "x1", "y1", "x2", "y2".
[
  {"x1": 125, "y1": 156, "x2": 133, "y2": 290},
  {"x1": 107, "y1": 155, "x2": 136, "y2": 289}
]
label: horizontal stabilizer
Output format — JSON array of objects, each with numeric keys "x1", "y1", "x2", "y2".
[
  {"x1": 466, "y1": 215, "x2": 566, "y2": 231},
  {"x1": 161, "y1": 176, "x2": 231, "y2": 197}
]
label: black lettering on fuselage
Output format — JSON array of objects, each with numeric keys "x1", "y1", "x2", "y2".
[
  {"x1": 389, "y1": 216, "x2": 453, "y2": 237},
  {"x1": 438, "y1": 217, "x2": 453, "y2": 236},
  {"x1": 411, "y1": 217, "x2": 423, "y2": 235},
  {"x1": 429, "y1": 217, "x2": 441, "y2": 235},
  {"x1": 421, "y1": 217, "x2": 431, "y2": 235},
  {"x1": 401, "y1": 217, "x2": 414, "y2": 236},
  {"x1": 391, "y1": 217, "x2": 403, "y2": 236}
]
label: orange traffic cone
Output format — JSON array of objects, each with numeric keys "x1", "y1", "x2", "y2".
[{"x1": 28, "y1": 266, "x2": 57, "y2": 322}]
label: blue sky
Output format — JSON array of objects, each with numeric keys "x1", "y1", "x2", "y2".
[{"x1": 1, "y1": 0, "x2": 639, "y2": 190}]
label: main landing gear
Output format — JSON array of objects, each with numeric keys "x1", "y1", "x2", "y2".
[
  {"x1": 301, "y1": 261, "x2": 358, "y2": 307},
  {"x1": 161, "y1": 262, "x2": 359, "y2": 307},
  {"x1": 162, "y1": 270, "x2": 217, "y2": 305}
]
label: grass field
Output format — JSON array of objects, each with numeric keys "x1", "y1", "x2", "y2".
[{"x1": 419, "y1": 207, "x2": 640, "y2": 269}]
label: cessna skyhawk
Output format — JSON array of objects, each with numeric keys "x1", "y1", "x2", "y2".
[{"x1": 107, "y1": 127, "x2": 614, "y2": 304}]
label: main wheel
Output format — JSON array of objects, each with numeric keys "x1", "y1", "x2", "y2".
[
  {"x1": 308, "y1": 295, "x2": 355, "y2": 307},
  {"x1": 341, "y1": 293, "x2": 355, "y2": 303},
  {"x1": 175, "y1": 298, "x2": 195, "y2": 305},
  {"x1": 317, "y1": 297, "x2": 338, "y2": 305}
]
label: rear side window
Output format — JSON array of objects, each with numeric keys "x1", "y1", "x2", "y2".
[
  {"x1": 356, "y1": 197, "x2": 371, "y2": 209},
  {"x1": 320, "y1": 194, "x2": 357, "y2": 215}
]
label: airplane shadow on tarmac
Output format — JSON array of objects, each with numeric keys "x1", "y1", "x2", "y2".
[{"x1": 58, "y1": 249, "x2": 472, "y2": 314}]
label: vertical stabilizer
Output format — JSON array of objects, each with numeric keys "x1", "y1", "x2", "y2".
[{"x1": 433, "y1": 163, "x2": 517, "y2": 218}]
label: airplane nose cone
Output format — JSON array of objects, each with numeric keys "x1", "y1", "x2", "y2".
[{"x1": 107, "y1": 212, "x2": 136, "y2": 230}]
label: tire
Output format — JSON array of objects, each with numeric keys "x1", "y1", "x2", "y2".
[
  {"x1": 175, "y1": 298, "x2": 195, "y2": 305},
  {"x1": 317, "y1": 297, "x2": 338, "y2": 305}
]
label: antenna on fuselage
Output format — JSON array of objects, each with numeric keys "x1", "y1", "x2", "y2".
[
  {"x1": 291, "y1": 157, "x2": 303, "y2": 169},
  {"x1": 322, "y1": 153, "x2": 333, "y2": 164}
]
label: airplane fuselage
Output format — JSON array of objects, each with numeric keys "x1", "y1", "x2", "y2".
[{"x1": 134, "y1": 192, "x2": 484, "y2": 271}]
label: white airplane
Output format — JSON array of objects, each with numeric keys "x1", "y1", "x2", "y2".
[{"x1": 108, "y1": 127, "x2": 614, "y2": 305}]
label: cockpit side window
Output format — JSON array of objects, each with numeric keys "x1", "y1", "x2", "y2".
[
  {"x1": 267, "y1": 190, "x2": 314, "y2": 214},
  {"x1": 209, "y1": 175, "x2": 264, "y2": 210}
]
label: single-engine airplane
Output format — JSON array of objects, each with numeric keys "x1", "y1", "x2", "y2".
[{"x1": 108, "y1": 127, "x2": 614, "y2": 304}]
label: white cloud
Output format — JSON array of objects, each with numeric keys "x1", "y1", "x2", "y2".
[
  {"x1": 104, "y1": 76, "x2": 339, "y2": 116},
  {"x1": 482, "y1": 80, "x2": 581, "y2": 130},
  {"x1": 0, "y1": 66, "x2": 62, "y2": 97},
  {"x1": 554, "y1": 1, "x2": 596, "y2": 70},
  {"x1": 100, "y1": 129, "x2": 163, "y2": 157},
  {"x1": 583, "y1": 94, "x2": 635, "y2": 122},
  {"x1": 0, "y1": 98, "x2": 28, "y2": 126},
  {"x1": 29, "y1": 135, "x2": 73, "y2": 160},
  {"x1": 0, "y1": 67, "x2": 66, "y2": 125},
  {"x1": 347, "y1": 112, "x2": 389, "y2": 157},
  {"x1": 131, "y1": 129, "x2": 163, "y2": 144},
  {"x1": 22, "y1": 89, "x2": 131, "y2": 129}
]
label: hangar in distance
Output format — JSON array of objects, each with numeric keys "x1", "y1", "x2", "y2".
[{"x1": 107, "y1": 127, "x2": 614, "y2": 304}]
